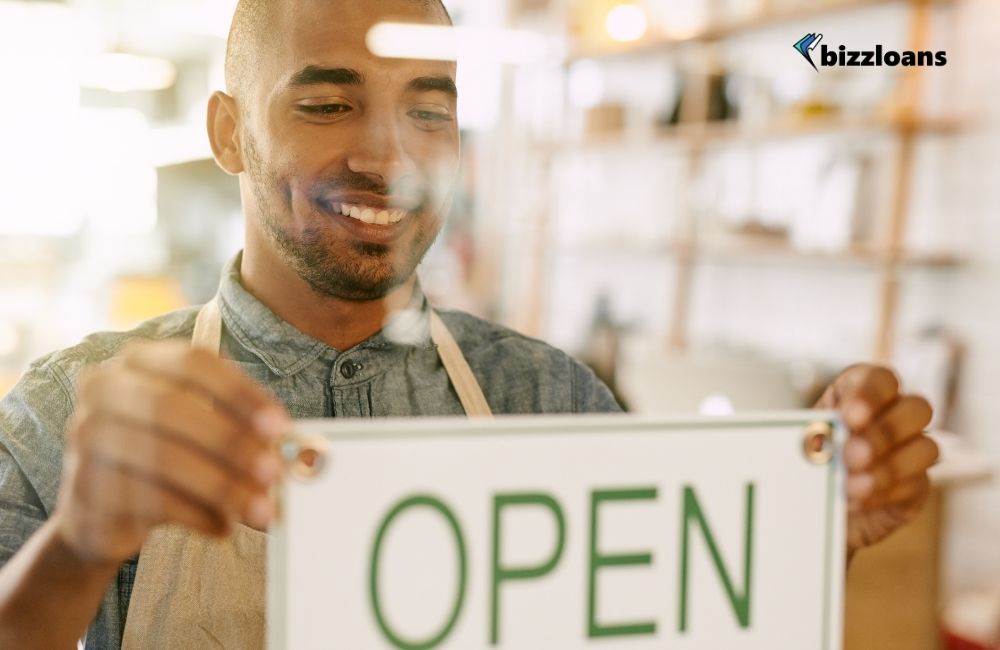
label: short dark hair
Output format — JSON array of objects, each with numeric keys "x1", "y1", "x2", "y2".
[{"x1": 225, "y1": 0, "x2": 453, "y2": 102}]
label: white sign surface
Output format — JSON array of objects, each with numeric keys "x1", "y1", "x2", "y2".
[{"x1": 268, "y1": 412, "x2": 845, "y2": 650}]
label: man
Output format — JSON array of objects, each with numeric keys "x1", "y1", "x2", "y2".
[{"x1": 0, "y1": 0, "x2": 939, "y2": 648}]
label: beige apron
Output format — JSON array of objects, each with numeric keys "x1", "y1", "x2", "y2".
[{"x1": 121, "y1": 297, "x2": 492, "y2": 649}]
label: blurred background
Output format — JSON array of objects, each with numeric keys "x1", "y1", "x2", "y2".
[{"x1": 0, "y1": 0, "x2": 997, "y2": 646}]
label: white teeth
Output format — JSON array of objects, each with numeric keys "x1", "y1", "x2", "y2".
[{"x1": 338, "y1": 203, "x2": 409, "y2": 225}]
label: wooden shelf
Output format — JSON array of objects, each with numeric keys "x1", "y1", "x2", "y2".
[
  {"x1": 655, "y1": 113, "x2": 964, "y2": 141},
  {"x1": 543, "y1": 113, "x2": 966, "y2": 151},
  {"x1": 572, "y1": 237, "x2": 964, "y2": 268},
  {"x1": 569, "y1": 0, "x2": 955, "y2": 61},
  {"x1": 691, "y1": 239, "x2": 963, "y2": 267}
]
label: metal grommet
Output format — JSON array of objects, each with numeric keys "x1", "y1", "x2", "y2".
[
  {"x1": 803, "y1": 421, "x2": 835, "y2": 465},
  {"x1": 281, "y1": 436, "x2": 330, "y2": 481}
]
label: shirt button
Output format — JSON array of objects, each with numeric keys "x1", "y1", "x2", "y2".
[{"x1": 340, "y1": 362, "x2": 359, "y2": 379}]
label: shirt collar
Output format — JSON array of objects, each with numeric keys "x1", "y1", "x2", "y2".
[{"x1": 215, "y1": 251, "x2": 434, "y2": 377}]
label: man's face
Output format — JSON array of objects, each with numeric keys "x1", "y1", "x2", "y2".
[{"x1": 240, "y1": 0, "x2": 459, "y2": 301}]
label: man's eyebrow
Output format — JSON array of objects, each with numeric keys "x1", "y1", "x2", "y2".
[
  {"x1": 407, "y1": 76, "x2": 458, "y2": 98},
  {"x1": 287, "y1": 66, "x2": 365, "y2": 88}
]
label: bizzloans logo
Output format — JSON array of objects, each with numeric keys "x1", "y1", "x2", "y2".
[{"x1": 794, "y1": 32, "x2": 947, "y2": 71}]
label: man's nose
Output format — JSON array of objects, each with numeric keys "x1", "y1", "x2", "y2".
[{"x1": 345, "y1": 109, "x2": 417, "y2": 186}]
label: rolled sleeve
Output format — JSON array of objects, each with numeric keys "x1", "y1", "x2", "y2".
[
  {"x1": 0, "y1": 443, "x2": 47, "y2": 565},
  {"x1": 0, "y1": 356, "x2": 73, "y2": 565}
]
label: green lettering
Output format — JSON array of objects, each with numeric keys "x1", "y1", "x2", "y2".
[
  {"x1": 370, "y1": 495, "x2": 467, "y2": 650},
  {"x1": 490, "y1": 493, "x2": 566, "y2": 645},
  {"x1": 587, "y1": 487, "x2": 658, "y2": 638},
  {"x1": 678, "y1": 484, "x2": 755, "y2": 632}
]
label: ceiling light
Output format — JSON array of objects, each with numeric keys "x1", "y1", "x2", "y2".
[
  {"x1": 606, "y1": 4, "x2": 648, "y2": 43},
  {"x1": 81, "y1": 53, "x2": 177, "y2": 93},
  {"x1": 366, "y1": 22, "x2": 552, "y2": 64}
]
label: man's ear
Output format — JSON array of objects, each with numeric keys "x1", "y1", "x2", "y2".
[{"x1": 207, "y1": 91, "x2": 245, "y2": 175}]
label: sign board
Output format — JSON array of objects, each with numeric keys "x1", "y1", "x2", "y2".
[{"x1": 268, "y1": 412, "x2": 845, "y2": 650}]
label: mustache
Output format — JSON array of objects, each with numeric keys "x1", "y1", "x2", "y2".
[
  {"x1": 316, "y1": 174, "x2": 389, "y2": 195},
  {"x1": 307, "y1": 173, "x2": 427, "y2": 205}
]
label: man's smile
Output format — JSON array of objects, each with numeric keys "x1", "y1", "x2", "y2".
[
  {"x1": 313, "y1": 189, "x2": 422, "y2": 225},
  {"x1": 311, "y1": 196, "x2": 422, "y2": 245}
]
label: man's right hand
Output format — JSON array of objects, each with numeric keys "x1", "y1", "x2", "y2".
[{"x1": 51, "y1": 341, "x2": 289, "y2": 566}]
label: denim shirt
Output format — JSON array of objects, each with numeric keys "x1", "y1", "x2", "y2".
[{"x1": 0, "y1": 253, "x2": 621, "y2": 649}]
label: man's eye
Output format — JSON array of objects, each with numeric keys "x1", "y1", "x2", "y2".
[
  {"x1": 299, "y1": 104, "x2": 351, "y2": 116},
  {"x1": 412, "y1": 110, "x2": 447, "y2": 121},
  {"x1": 409, "y1": 106, "x2": 452, "y2": 124}
]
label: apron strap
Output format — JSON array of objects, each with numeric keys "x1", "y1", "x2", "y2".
[
  {"x1": 191, "y1": 296, "x2": 223, "y2": 352},
  {"x1": 429, "y1": 311, "x2": 493, "y2": 418}
]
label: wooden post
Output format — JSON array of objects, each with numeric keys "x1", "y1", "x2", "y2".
[
  {"x1": 874, "y1": 0, "x2": 931, "y2": 361},
  {"x1": 667, "y1": 41, "x2": 718, "y2": 350}
]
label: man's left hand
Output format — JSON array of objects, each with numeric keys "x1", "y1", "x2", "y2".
[{"x1": 815, "y1": 364, "x2": 939, "y2": 556}]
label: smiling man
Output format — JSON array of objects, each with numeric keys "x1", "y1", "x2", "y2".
[{"x1": 0, "y1": 0, "x2": 939, "y2": 648}]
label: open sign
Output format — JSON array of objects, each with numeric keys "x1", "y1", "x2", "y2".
[{"x1": 268, "y1": 413, "x2": 845, "y2": 650}]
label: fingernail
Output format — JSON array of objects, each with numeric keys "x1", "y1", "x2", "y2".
[
  {"x1": 844, "y1": 438, "x2": 873, "y2": 469},
  {"x1": 253, "y1": 454, "x2": 282, "y2": 483},
  {"x1": 248, "y1": 496, "x2": 274, "y2": 527},
  {"x1": 844, "y1": 400, "x2": 871, "y2": 427},
  {"x1": 254, "y1": 409, "x2": 288, "y2": 439}
]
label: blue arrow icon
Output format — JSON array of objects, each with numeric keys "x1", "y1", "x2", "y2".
[{"x1": 794, "y1": 33, "x2": 823, "y2": 71}]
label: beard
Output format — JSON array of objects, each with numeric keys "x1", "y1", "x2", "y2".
[{"x1": 242, "y1": 132, "x2": 441, "y2": 302}]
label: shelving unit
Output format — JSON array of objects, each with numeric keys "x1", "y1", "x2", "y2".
[{"x1": 516, "y1": 0, "x2": 966, "y2": 362}]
